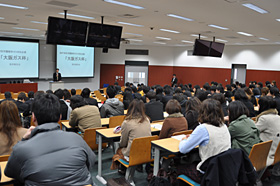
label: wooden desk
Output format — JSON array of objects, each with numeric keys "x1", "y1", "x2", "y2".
[
  {"x1": 0, "y1": 161, "x2": 13, "y2": 183},
  {"x1": 0, "y1": 83, "x2": 37, "y2": 93},
  {"x1": 61, "y1": 118, "x2": 110, "y2": 129}
]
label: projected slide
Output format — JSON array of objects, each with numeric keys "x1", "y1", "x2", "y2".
[
  {"x1": 57, "y1": 45, "x2": 94, "y2": 78},
  {"x1": 0, "y1": 40, "x2": 39, "y2": 78}
]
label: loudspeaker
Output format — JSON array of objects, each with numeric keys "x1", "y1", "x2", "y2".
[{"x1": 102, "y1": 48, "x2": 108, "y2": 53}]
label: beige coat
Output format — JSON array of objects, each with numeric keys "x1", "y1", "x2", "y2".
[
  {"x1": 0, "y1": 127, "x2": 28, "y2": 155},
  {"x1": 69, "y1": 105, "x2": 101, "y2": 134},
  {"x1": 120, "y1": 118, "x2": 151, "y2": 156}
]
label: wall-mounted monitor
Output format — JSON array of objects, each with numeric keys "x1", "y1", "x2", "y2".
[
  {"x1": 87, "y1": 23, "x2": 123, "y2": 49},
  {"x1": 47, "y1": 17, "x2": 88, "y2": 46},
  {"x1": 0, "y1": 37, "x2": 39, "y2": 79},
  {"x1": 192, "y1": 39, "x2": 225, "y2": 58},
  {"x1": 56, "y1": 45, "x2": 94, "y2": 78}
]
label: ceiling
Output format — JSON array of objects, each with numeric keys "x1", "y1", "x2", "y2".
[{"x1": 0, "y1": 0, "x2": 280, "y2": 47}]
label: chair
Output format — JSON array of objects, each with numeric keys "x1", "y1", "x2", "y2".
[
  {"x1": 76, "y1": 89, "x2": 82, "y2": 95},
  {"x1": 172, "y1": 130, "x2": 193, "y2": 136},
  {"x1": 58, "y1": 120, "x2": 69, "y2": 130},
  {"x1": 272, "y1": 141, "x2": 280, "y2": 165},
  {"x1": 83, "y1": 127, "x2": 107, "y2": 151},
  {"x1": 109, "y1": 115, "x2": 126, "y2": 128},
  {"x1": 0, "y1": 155, "x2": 14, "y2": 186},
  {"x1": 115, "y1": 94, "x2": 123, "y2": 102},
  {"x1": 249, "y1": 140, "x2": 272, "y2": 180},
  {"x1": 177, "y1": 175, "x2": 200, "y2": 186},
  {"x1": 0, "y1": 155, "x2": 9, "y2": 162},
  {"x1": 118, "y1": 135, "x2": 159, "y2": 183},
  {"x1": 0, "y1": 93, "x2": 5, "y2": 99},
  {"x1": 94, "y1": 90, "x2": 106, "y2": 102}
]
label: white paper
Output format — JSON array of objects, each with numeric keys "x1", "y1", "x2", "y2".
[
  {"x1": 151, "y1": 124, "x2": 163, "y2": 130},
  {"x1": 171, "y1": 134, "x2": 186, "y2": 141}
]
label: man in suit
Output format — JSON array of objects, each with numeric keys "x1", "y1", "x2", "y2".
[
  {"x1": 53, "y1": 68, "x2": 61, "y2": 81},
  {"x1": 171, "y1": 74, "x2": 178, "y2": 87}
]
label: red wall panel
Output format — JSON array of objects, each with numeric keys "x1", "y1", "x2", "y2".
[
  {"x1": 100, "y1": 64, "x2": 125, "y2": 88},
  {"x1": 246, "y1": 70, "x2": 280, "y2": 86},
  {"x1": 148, "y1": 66, "x2": 174, "y2": 86}
]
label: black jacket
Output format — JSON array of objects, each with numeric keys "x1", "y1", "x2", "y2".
[
  {"x1": 84, "y1": 97, "x2": 98, "y2": 107},
  {"x1": 162, "y1": 94, "x2": 173, "y2": 111},
  {"x1": 200, "y1": 149, "x2": 257, "y2": 186},
  {"x1": 274, "y1": 97, "x2": 280, "y2": 116},
  {"x1": 185, "y1": 110, "x2": 199, "y2": 130},
  {"x1": 171, "y1": 77, "x2": 178, "y2": 87},
  {"x1": 59, "y1": 100, "x2": 69, "y2": 120},
  {"x1": 15, "y1": 100, "x2": 28, "y2": 113},
  {"x1": 241, "y1": 100, "x2": 255, "y2": 117},
  {"x1": 145, "y1": 99, "x2": 164, "y2": 122},
  {"x1": 53, "y1": 72, "x2": 61, "y2": 81}
]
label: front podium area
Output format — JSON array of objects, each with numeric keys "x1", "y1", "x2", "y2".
[{"x1": 49, "y1": 81, "x2": 64, "y2": 91}]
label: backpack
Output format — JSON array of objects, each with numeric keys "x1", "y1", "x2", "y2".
[{"x1": 149, "y1": 169, "x2": 172, "y2": 186}]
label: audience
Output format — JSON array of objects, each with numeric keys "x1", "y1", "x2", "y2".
[
  {"x1": 70, "y1": 88, "x2": 76, "y2": 96},
  {"x1": 0, "y1": 92, "x2": 15, "y2": 104},
  {"x1": 212, "y1": 93, "x2": 228, "y2": 117},
  {"x1": 145, "y1": 91, "x2": 164, "y2": 122},
  {"x1": 54, "y1": 89, "x2": 72, "y2": 120},
  {"x1": 159, "y1": 99, "x2": 188, "y2": 139},
  {"x1": 234, "y1": 89, "x2": 255, "y2": 117},
  {"x1": 269, "y1": 87, "x2": 280, "y2": 115},
  {"x1": 184, "y1": 97, "x2": 201, "y2": 130},
  {"x1": 162, "y1": 86, "x2": 173, "y2": 110},
  {"x1": 155, "y1": 86, "x2": 164, "y2": 102},
  {"x1": 0, "y1": 101, "x2": 28, "y2": 155},
  {"x1": 15, "y1": 92, "x2": 28, "y2": 113},
  {"x1": 69, "y1": 95, "x2": 101, "y2": 136},
  {"x1": 123, "y1": 91, "x2": 133, "y2": 110},
  {"x1": 81, "y1": 88, "x2": 98, "y2": 107},
  {"x1": 4, "y1": 93, "x2": 96, "y2": 185},
  {"x1": 228, "y1": 101, "x2": 261, "y2": 155}
]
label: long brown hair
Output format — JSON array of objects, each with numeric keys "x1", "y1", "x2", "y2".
[
  {"x1": 0, "y1": 101, "x2": 22, "y2": 147},
  {"x1": 125, "y1": 99, "x2": 149, "y2": 123}
]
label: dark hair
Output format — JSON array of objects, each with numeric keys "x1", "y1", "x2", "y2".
[
  {"x1": 173, "y1": 74, "x2": 176, "y2": 76},
  {"x1": 212, "y1": 93, "x2": 226, "y2": 104},
  {"x1": 46, "y1": 90, "x2": 53, "y2": 94},
  {"x1": 173, "y1": 93, "x2": 185, "y2": 103},
  {"x1": 185, "y1": 97, "x2": 201, "y2": 113},
  {"x1": 244, "y1": 87, "x2": 253, "y2": 100},
  {"x1": 4, "y1": 92, "x2": 12, "y2": 99},
  {"x1": 166, "y1": 99, "x2": 181, "y2": 115},
  {"x1": 32, "y1": 93, "x2": 61, "y2": 125},
  {"x1": 225, "y1": 84, "x2": 232, "y2": 91},
  {"x1": 106, "y1": 85, "x2": 117, "y2": 98},
  {"x1": 194, "y1": 85, "x2": 200, "y2": 91},
  {"x1": 156, "y1": 87, "x2": 163, "y2": 95},
  {"x1": 114, "y1": 82, "x2": 119, "y2": 85},
  {"x1": 258, "y1": 82, "x2": 263, "y2": 88},
  {"x1": 124, "y1": 87, "x2": 132, "y2": 93},
  {"x1": 125, "y1": 82, "x2": 130, "y2": 87},
  {"x1": 81, "y1": 88, "x2": 91, "y2": 98},
  {"x1": 265, "y1": 81, "x2": 271, "y2": 86},
  {"x1": 71, "y1": 89, "x2": 76, "y2": 96},
  {"x1": 131, "y1": 86, "x2": 138, "y2": 93},
  {"x1": 231, "y1": 84, "x2": 237, "y2": 89},
  {"x1": 0, "y1": 101, "x2": 22, "y2": 147},
  {"x1": 28, "y1": 91, "x2": 34, "y2": 98},
  {"x1": 146, "y1": 91, "x2": 156, "y2": 100},
  {"x1": 56, "y1": 68, "x2": 59, "y2": 70},
  {"x1": 163, "y1": 87, "x2": 172, "y2": 95},
  {"x1": 216, "y1": 86, "x2": 224, "y2": 93},
  {"x1": 63, "y1": 89, "x2": 71, "y2": 100},
  {"x1": 198, "y1": 99, "x2": 224, "y2": 127},
  {"x1": 126, "y1": 99, "x2": 148, "y2": 123},
  {"x1": 259, "y1": 96, "x2": 277, "y2": 113},
  {"x1": 234, "y1": 89, "x2": 248, "y2": 101},
  {"x1": 249, "y1": 84, "x2": 256, "y2": 89},
  {"x1": 70, "y1": 95, "x2": 86, "y2": 110},
  {"x1": 123, "y1": 91, "x2": 133, "y2": 101},
  {"x1": 228, "y1": 101, "x2": 249, "y2": 123},
  {"x1": 143, "y1": 86, "x2": 150, "y2": 94},
  {"x1": 188, "y1": 83, "x2": 192, "y2": 88},
  {"x1": 203, "y1": 84, "x2": 210, "y2": 91},
  {"x1": 195, "y1": 89, "x2": 208, "y2": 102},
  {"x1": 17, "y1": 92, "x2": 27, "y2": 101},
  {"x1": 261, "y1": 87, "x2": 269, "y2": 96},
  {"x1": 210, "y1": 86, "x2": 217, "y2": 92},
  {"x1": 253, "y1": 88, "x2": 260, "y2": 96},
  {"x1": 54, "y1": 89, "x2": 64, "y2": 99},
  {"x1": 270, "y1": 87, "x2": 280, "y2": 97},
  {"x1": 174, "y1": 88, "x2": 182, "y2": 94}
]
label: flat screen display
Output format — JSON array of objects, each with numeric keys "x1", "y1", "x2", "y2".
[
  {"x1": 193, "y1": 39, "x2": 225, "y2": 58},
  {"x1": 209, "y1": 41, "x2": 225, "y2": 57},
  {"x1": 47, "y1": 17, "x2": 88, "y2": 46},
  {"x1": 56, "y1": 45, "x2": 94, "y2": 78},
  {"x1": 0, "y1": 38, "x2": 39, "y2": 78},
  {"x1": 87, "y1": 23, "x2": 123, "y2": 49}
]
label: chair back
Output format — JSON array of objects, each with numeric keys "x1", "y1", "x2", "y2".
[
  {"x1": 83, "y1": 127, "x2": 107, "y2": 151},
  {"x1": 76, "y1": 89, "x2": 82, "y2": 95},
  {"x1": 58, "y1": 120, "x2": 68, "y2": 130},
  {"x1": 109, "y1": 115, "x2": 126, "y2": 128},
  {"x1": 249, "y1": 140, "x2": 272, "y2": 171},
  {"x1": 129, "y1": 135, "x2": 159, "y2": 166},
  {"x1": 172, "y1": 130, "x2": 193, "y2": 136},
  {"x1": 30, "y1": 116, "x2": 35, "y2": 127},
  {"x1": 94, "y1": 90, "x2": 106, "y2": 102},
  {"x1": 115, "y1": 94, "x2": 123, "y2": 102},
  {"x1": 0, "y1": 93, "x2": 5, "y2": 99},
  {"x1": 273, "y1": 141, "x2": 280, "y2": 165},
  {"x1": 0, "y1": 155, "x2": 9, "y2": 162}
]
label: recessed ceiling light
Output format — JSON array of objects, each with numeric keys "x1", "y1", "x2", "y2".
[
  {"x1": 235, "y1": 43, "x2": 244, "y2": 45},
  {"x1": 259, "y1": 37, "x2": 269, "y2": 41},
  {"x1": 276, "y1": 19, "x2": 280, "y2": 22},
  {"x1": 237, "y1": 32, "x2": 253, "y2": 36},
  {"x1": 118, "y1": 22, "x2": 144, "y2": 27},
  {"x1": 58, "y1": 13, "x2": 94, "y2": 19},
  {"x1": 215, "y1": 39, "x2": 228, "y2": 42},
  {"x1": 275, "y1": 42, "x2": 280, "y2": 44},
  {"x1": 103, "y1": 0, "x2": 144, "y2": 9},
  {"x1": 160, "y1": 29, "x2": 180, "y2": 34},
  {"x1": 190, "y1": 34, "x2": 207, "y2": 38},
  {"x1": 154, "y1": 42, "x2": 166, "y2": 45},
  {"x1": 0, "y1": 17, "x2": 4, "y2": 20},
  {"x1": 242, "y1": 3, "x2": 268, "y2": 14},
  {"x1": 31, "y1": 21, "x2": 48, "y2": 25},
  {"x1": 181, "y1": 40, "x2": 194, "y2": 43},
  {"x1": 127, "y1": 39, "x2": 142, "y2": 42},
  {"x1": 156, "y1": 37, "x2": 171, "y2": 40},
  {"x1": 166, "y1": 14, "x2": 193, "y2": 21},
  {"x1": 0, "y1": 3, "x2": 28, "y2": 9},
  {"x1": 13, "y1": 27, "x2": 40, "y2": 31},
  {"x1": 124, "y1": 33, "x2": 143, "y2": 36},
  {"x1": 0, "y1": 31, "x2": 24, "y2": 35},
  {"x1": 208, "y1": 24, "x2": 229, "y2": 30}
]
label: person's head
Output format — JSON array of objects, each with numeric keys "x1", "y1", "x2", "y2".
[
  {"x1": 174, "y1": 88, "x2": 182, "y2": 94},
  {"x1": 156, "y1": 87, "x2": 163, "y2": 95},
  {"x1": 173, "y1": 93, "x2": 185, "y2": 103},
  {"x1": 4, "y1": 91, "x2": 12, "y2": 99},
  {"x1": 259, "y1": 96, "x2": 277, "y2": 113},
  {"x1": 114, "y1": 82, "x2": 119, "y2": 86},
  {"x1": 253, "y1": 88, "x2": 261, "y2": 96},
  {"x1": 125, "y1": 82, "x2": 130, "y2": 87},
  {"x1": 234, "y1": 89, "x2": 248, "y2": 101},
  {"x1": 188, "y1": 83, "x2": 192, "y2": 89},
  {"x1": 126, "y1": 99, "x2": 148, "y2": 123},
  {"x1": 228, "y1": 100, "x2": 249, "y2": 123},
  {"x1": 216, "y1": 86, "x2": 224, "y2": 94},
  {"x1": 106, "y1": 85, "x2": 117, "y2": 98},
  {"x1": 193, "y1": 85, "x2": 200, "y2": 93},
  {"x1": 231, "y1": 84, "x2": 237, "y2": 90},
  {"x1": 81, "y1": 88, "x2": 91, "y2": 98},
  {"x1": 143, "y1": 86, "x2": 150, "y2": 94},
  {"x1": 261, "y1": 87, "x2": 269, "y2": 96},
  {"x1": 195, "y1": 89, "x2": 208, "y2": 102},
  {"x1": 131, "y1": 86, "x2": 138, "y2": 93},
  {"x1": 124, "y1": 87, "x2": 132, "y2": 93},
  {"x1": 32, "y1": 93, "x2": 61, "y2": 125},
  {"x1": 173, "y1": 74, "x2": 176, "y2": 78},
  {"x1": 235, "y1": 81, "x2": 240, "y2": 86},
  {"x1": 257, "y1": 82, "x2": 263, "y2": 88},
  {"x1": 63, "y1": 89, "x2": 71, "y2": 100},
  {"x1": 244, "y1": 87, "x2": 253, "y2": 100},
  {"x1": 185, "y1": 97, "x2": 201, "y2": 113},
  {"x1": 123, "y1": 91, "x2": 133, "y2": 101},
  {"x1": 225, "y1": 84, "x2": 232, "y2": 91},
  {"x1": 0, "y1": 101, "x2": 22, "y2": 147},
  {"x1": 46, "y1": 90, "x2": 53, "y2": 94},
  {"x1": 146, "y1": 91, "x2": 156, "y2": 103},
  {"x1": 269, "y1": 87, "x2": 280, "y2": 97},
  {"x1": 28, "y1": 91, "x2": 34, "y2": 99},
  {"x1": 212, "y1": 93, "x2": 226, "y2": 105},
  {"x1": 70, "y1": 95, "x2": 86, "y2": 110},
  {"x1": 70, "y1": 89, "x2": 76, "y2": 96},
  {"x1": 272, "y1": 80, "x2": 276, "y2": 86},
  {"x1": 56, "y1": 68, "x2": 59, "y2": 73},
  {"x1": 198, "y1": 99, "x2": 224, "y2": 127},
  {"x1": 163, "y1": 87, "x2": 172, "y2": 95},
  {"x1": 165, "y1": 99, "x2": 181, "y2": 115},
  {"x1": 265, "y1": 81, "x2": 271, "y2": 87},
  {"x1": 210, "y1": 86, "x2": 217, "y2": 94},
  {"x1": 203, "y1": 84, "x2": 210, "y2": 91},
  {"x1": 54, "y1": 89, "x2": 64, "y2": 99},
  {"x1": 17, "y1": 92, "x2": 27, "y2": 102},
  {"x1": 249, "y1": 84, "x2": 256, "y2": 89}
]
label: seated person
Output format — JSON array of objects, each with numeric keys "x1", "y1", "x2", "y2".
[
  {"x1": 162, "y1": 86, "x2": 173, "y2": 110},
  {"x1": 4, "y1": 93, "x2": 96, "y2": 185},
  {"x1": 111, "y1": 99, "x2": 151, "y2": 170},
  {"x1": 0, "y1": 101, "x2": 28, "y2": 155},
  {"x1": 228, "y1": 101, "x2": 261, "y2": 155},
  {"x1": 234, "y1": 89, "x2": 255, "y2": 117},
  {"x1": 178, "y1": 99, "x2": 231, "y2": 183},
  {"x1": 63, "y1": 89, "x2": 71, "y2": 103},
  {"x1": 159, "y1": 99, "x2": 188, "y2": 139},
  {"x1": 184, "y1": 97, "x2": 201, "y2": 130},
  {"x1": 70, "y1": 89, "x2": 76, "y2": 96},
  {"x1": 155, "y1": 86, "x2": 164, "y2": 102},
  {"x1": 100, "y1": 85, "x2": 124, "y2": 118},
  {"x1": 141, "y1": 86, "x2": 150, "y2": 103},
  {"x1": 173, "y1": 91, "x2": 187, "y2": 115},
  {"x1": 212, "y1": 93, "x2": 228, "y2": 117},
  {"x1": 81, "y1": 88, "x2": 98, "y2": 107},
  {"x1": 131, "y1": 86, "x2": 142, "y2": 99},
  {"x1": 145, "y1": 92, "x2": 164, "y2": 122},
  {"x1": 15, "y1": 92, "x2": 28, "y2": 113},
  {"x1": 123, "y1": 91, "x2": 133, "y2": 110},
  {"x1": 69, "y1": 95, "x2": 101, "y2": 135},
  {"x1": 54, "y1": 89, "x2": 72, "y2": 120},
  {"x1": 114, "y1": 82, "x2": 122, "y2": 93},
  {"x1": 0, "y1": 92, "x2": 15, "y2": 104}
]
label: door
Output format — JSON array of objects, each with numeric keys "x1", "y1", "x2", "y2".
[
  {"x1": 231, "y1": 64, "x2": 247, "y2": 84},
  {"x1": 125, "y1": 61, "x2": 149, "y2": 86}
]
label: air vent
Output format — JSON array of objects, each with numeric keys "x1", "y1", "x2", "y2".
[
  {"x1": 118, "y1": 14, "x2": 139, "y2": 19},
  {"x1": 0, "y1": 22, "x2": 18, "y2": 25},
  {"x1": 126, "y1": 49, "x2": 149, "y2": 55},
  {"x1": 46, "y1": 0, "x2": 78, "y2": 8}
]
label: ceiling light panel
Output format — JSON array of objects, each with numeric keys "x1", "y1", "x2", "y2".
[
  {"x1": 13, "y1": 27, "x2": 40, "y2": 31},
  {"x1": 31, "y1": 21, "x2": 48, "y2": 24},
  {"x1": 259, "y1": 37, "x2": 269, "y2": 41},
  {"x1": 242, "y1": 3, "x2": 268, "y2": 14},
  {"x1": 0, "y1": 3, "x2": 28, "y2": 9},
  {"x1": 166, "y1": 14, "x2": 193, "y2": 21},
  {"x1": 156, "y1": 37, "x2": 171, "y2": 40},
  {"x1": 118, "y1": 22, "x2": 144, "y2": 27},
  {"x1": 154, "y1": 42, "x2": 166, "y2": 45},
  {"x1": 237, "y1": 32, "x2": 253, "y2": 36},
  {"x1": 160, "y1": 29, "x2": 180, "y2": 34},
  {"x1": 215, "y1": 39, "x2": 228, "y2": 42},
  {"x1": 191, "y1": 34, "x2": 207, "y2": 38},
  {"x1": 125, "y1": 33, "x2": 143, "y2": 36},
  {"x1": 104, "y1": 0, "x2": 144, "y2": 9},
  {"x1": 181, "y1": 40, "x2": 194, "y2": 43},
  {"x1": 208, "y1": 24, "x2": 229, "y2": 30},
  {"x1": 58, "y1": 13, "x2": 94, "y2": 19},
  {"x1": 0, "y1": 17, "x2": 4, "y2": 20}
]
